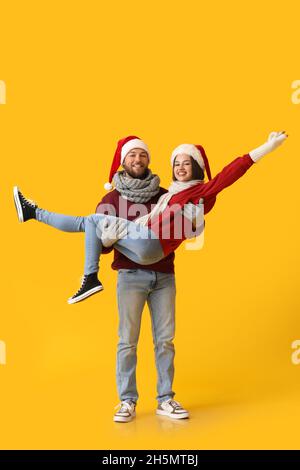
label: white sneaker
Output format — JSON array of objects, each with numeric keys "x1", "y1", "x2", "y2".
[
  {"x1": 113, "y1": 400, "x2": 136, "y2": 422},
  {"x1": 156, "y1": 399, "x2": 189, "y2": 419}
]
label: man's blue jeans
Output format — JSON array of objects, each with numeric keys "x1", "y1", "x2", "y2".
[{"x1": 116, "y1": 268, "x2": 176, "y2": 404}]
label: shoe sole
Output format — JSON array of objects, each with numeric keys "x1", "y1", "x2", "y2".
[
  {"x1": 67, "y1": 285, "x2": 103, "y2": 304},
  {"x1": 113, "y1": 411, "x2": 136, "y2": 423},
  {"x1": 156, "y1": 409, "x2": 189, "y2": 419},
  {"x1": 13, "y1": 186, "x2": 24, "y2": 223}
]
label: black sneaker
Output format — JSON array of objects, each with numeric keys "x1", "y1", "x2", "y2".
[
  {"x1": 68, "y1": 273, "x2": 103, "y2": 304},
  {"x1": 13, "y1": 186, "x2": 37, "y2": 222}
]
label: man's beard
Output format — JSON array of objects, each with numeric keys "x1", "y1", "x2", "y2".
[{"x1": 123, "y1": 166, "x2": 149, "y2": 180}]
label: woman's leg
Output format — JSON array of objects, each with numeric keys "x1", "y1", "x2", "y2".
[
  {"x1": 14, "y1": 187, "x2": 165, "y2": 303},
  {"x1": 14, "y1": 186, "x2": 87, "y2": 232},
  {"x1": 36, "y1": 209, "x2": 164, "y2": 273},
  {"x1": 36, "y1": 208, "x2": 86, "y2": 232},
  {"x1": 14, "y1": 186, "x2": 165, "y2": 272},
  {"x1": 83, "y1": 214, "x2": 165, "y2": 275},
  {"x1": 68, "y1": 214, "x2": 165, "y2": 304}
]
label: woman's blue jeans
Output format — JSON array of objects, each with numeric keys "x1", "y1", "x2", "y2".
[{"x1": 35, "y1": 209, "x2": 164, "y2": 275}]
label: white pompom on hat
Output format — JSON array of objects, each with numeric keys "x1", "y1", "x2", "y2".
[{"x1": 104, "y1": 136, "x2": 150, "y2": 190}]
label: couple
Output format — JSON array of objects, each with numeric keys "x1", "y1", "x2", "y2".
[{"x1": 13, "y1": 131, "x2": 288, "y2": 422}]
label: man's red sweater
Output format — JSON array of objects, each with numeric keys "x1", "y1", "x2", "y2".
[{"x1": 95, "y1": 187, "x2": 175, "y2": 273}]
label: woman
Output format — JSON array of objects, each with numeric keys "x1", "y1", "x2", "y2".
[{"x1": 13, "y1": 131, "x2": 288, "y2": 304}]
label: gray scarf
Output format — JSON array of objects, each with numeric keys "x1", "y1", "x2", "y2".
[{"x1": 113, "y1": 170, "x2": 161, "y2": 203}]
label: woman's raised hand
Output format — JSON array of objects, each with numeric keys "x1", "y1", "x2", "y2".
[
  {"x1": 267, "y1": 130, "x2": 289, "y2": 150},
  {"x1": 249, "y1": 130, "x2": 288, "y2": 162}
]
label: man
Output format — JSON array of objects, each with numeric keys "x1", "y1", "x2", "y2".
[{"x1": 96, "y1": 136, "x2": 201, "y2": 422}]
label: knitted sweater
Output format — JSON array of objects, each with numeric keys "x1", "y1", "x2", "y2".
[{"x1": 95, "y1": 187, "x2": 175, "y2": 273}]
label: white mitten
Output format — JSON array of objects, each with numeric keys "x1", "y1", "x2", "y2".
[
  {"x1": 249, "y1": 131, "x2": 288, "y2": 162},
  {"x1": 100, "y1": 217, "x2": 128, "y2": 248},
  {"x1": 182, "y1": 199, "x2": 204, "y2": 229}
]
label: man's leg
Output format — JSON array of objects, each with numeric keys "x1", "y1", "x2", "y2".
[
  {"x1": 147, "y1": 272, "x2": 176, "y2": 404},
  {"x1": 116, "y1": 269, "x2": 152, "y2": 404}
]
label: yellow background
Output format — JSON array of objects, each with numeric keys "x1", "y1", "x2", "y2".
[{"x1": 1, "y1": 0, "x2": 300, "y2": 450}]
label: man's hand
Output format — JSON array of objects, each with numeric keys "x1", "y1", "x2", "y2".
[
  {"x1": 249, "y1": 130, "x2": 288, "y2": 162},
  {"x1": 100, "y1": 217, "x2": 128, "y2": 248},
  {"x1": 182, "y1": 199, "x2": 204, "y2": 231}
]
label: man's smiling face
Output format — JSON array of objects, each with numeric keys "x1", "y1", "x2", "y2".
[{"x1": 122, "y1": 148, "x2": 150, "y2": 179}]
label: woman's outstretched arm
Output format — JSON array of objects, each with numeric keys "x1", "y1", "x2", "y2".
[{"x1": 183, "y1": 131, "x2": 288, "y2": 205}]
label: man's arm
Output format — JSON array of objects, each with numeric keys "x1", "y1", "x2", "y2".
[{"x1": 182, "y1": 200, "x2": 204, "y2": 232}]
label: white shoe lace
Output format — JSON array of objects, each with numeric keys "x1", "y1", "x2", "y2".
[
  {"x1": 73, "y1": 275, "x2": 88, "y2": 296},
  {"x1": 165, "y1": 399, "x2": 183, "y2": 409},
  {"x1": 20, "y1": 190, "x2": 37, "y2": 207},
  {"x1": 26, "y1": 198, "x2": 37, "y2": 207},
  {"x1": 114, "y1": 401, "x2": 134, "y2": 413}
]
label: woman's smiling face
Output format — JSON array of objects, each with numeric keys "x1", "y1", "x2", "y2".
[{"x1": 173, "y1": 154, "x2": 193, "y2": 182}]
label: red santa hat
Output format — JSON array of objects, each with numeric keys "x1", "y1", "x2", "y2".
[
  {"x1": 104, "y1": 136, "x2": 150, "y2": 190},
  {"x1": 171, "y1": 143, "x2": 212, "y2": 180}
]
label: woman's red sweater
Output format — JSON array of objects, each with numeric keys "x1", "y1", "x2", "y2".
[{"x1": 148, "y1": 154, "x2": 255, "y2": 256}]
